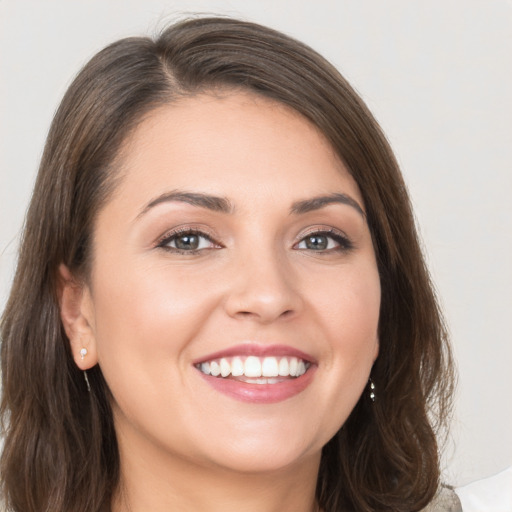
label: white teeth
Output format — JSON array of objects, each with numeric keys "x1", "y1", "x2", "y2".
[
  {"x1": 244, "y1": 356, "x2": 262, "y2": 377},
  {"x1": 289, "y1": 357, "x2": 298, "y2": 377},
  {"x1": 220, "y1": 358, "x2": 230, "y2": 377},
  {"x1": 251, "y1": 377, "x2": 279, "y2": 384},
  {"x1": 210, "y1": 360, "x2": 221, "y2": 377},
  {"x1": 278, "y1": 357, "x2": 289, "y2": 376},
  {"x1": 261, "y1": 356, "x2": 279, "y2": 377},
  {"x1": 197, "y1": 355, "x2": 310, "y2": 379},
  {"x1": 231, "y1": 356, "x2": 244, "y2": 376}
]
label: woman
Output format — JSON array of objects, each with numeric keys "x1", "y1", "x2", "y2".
[{"x1": 0, "y1": 17, "x2": 459, "y2": 512}]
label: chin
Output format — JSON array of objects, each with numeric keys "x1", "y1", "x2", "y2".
[
  {"x1": 193, "y1": 421, "x2": 327, "y2": 475},
  {"x1": 210, "y1": 444, "x2": 319, "y2": 475}
]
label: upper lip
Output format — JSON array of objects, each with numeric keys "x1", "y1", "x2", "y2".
[{"x1": 193, "y1": 344, "x2": 316, "y2": 365}]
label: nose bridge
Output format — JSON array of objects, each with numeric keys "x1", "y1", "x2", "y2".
[{"x1": 224, "y1": 237, "x2": 301, "y2": 323}]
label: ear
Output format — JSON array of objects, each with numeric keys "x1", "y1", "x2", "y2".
[{"x1": 57, "y1": 264, "x2": 98, "y2": 370}]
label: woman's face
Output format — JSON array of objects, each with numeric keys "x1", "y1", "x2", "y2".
[{"x1": 73, "y1": 92, "x2": 380, "y2": 474}]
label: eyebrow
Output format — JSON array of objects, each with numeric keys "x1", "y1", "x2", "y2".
[
  {"x1": 137, "y1": 190, "x2": 365, "y2": 220},
  {"x1": 290, "y1": 193, "x2": 366, "y2": 219},
  {"x1": 137, "y1": 190, "x2": 234, "y2": 219}
]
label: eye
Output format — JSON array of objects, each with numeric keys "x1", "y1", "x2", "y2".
[
  {"x1": 295, "y1": 230, "x2": 353, "y2": 252},
  {"x1": 157, "y1": 229, "x2": 219, "y2": 253}
]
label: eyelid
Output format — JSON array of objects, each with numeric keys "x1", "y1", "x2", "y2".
[{"x1": 298, "y1": 226, "x2": 350, "y2": 241}]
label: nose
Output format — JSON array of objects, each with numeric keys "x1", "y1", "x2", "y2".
[{"x1": 224, "y1": 250, "x2": 303, "y2": 324}]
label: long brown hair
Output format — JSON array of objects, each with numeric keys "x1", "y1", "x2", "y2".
[{"x1": 1, "y1": 16, "x2": 455, "y2": 511}]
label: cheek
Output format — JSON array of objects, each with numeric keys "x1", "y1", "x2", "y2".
[
  {"x1": 311, "y1": 262, "x2": 380, "y2": 348},
  {"x1": 305, "y1": 262, "x2": 380, "y2": 410},
  {"x1": 90, "y1": 261, "x2": 220, "y2": 382}
]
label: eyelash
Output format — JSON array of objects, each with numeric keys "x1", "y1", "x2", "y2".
[{"x1": 156, "y1": 227, "x2": 353, "y2": 255}]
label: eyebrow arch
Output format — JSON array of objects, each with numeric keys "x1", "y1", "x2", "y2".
[
  {"x1": 137, "y1": 190, "x2": 234, "y2": 219},
  {"x1": 290, "y1": 193, "x2": 366, "y2": 219}
]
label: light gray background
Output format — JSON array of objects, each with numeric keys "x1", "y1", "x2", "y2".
[{"x1": 1, "y1": 0, "x2": 511, "y2": 487}]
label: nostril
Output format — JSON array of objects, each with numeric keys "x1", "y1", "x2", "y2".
[
  {"x1": 224, "y1": 276, "x2": 302, "y2": 323},
  {"x1": 236, "y1": 309, "x2": 294, "y2": 320}
]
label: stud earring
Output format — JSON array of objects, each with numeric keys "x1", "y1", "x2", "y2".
[
  {"x1": 369, "y1": 378, "x2": 376, "y2": 402},
  {"x1": 80, "y1": 348, "x2": 88, "y2": 360}
]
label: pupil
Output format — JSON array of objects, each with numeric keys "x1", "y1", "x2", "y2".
[
  {"x1": 306, "y1": 235, "x2": 328, "y2": 250},
  {"x1": 176, "y1": 234, "x2": 199, "y2": 250}
]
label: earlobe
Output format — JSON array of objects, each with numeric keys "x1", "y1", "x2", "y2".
[
  {"x1": 57, "y1": 264, "x2": 98, "y2": 370},
  {"x1": 372, "y1": 337, "x2": 379, "y2": 363}
]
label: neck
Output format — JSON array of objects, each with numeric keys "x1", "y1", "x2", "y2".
[{"x1": 112, "y1": 434, "x2": 321, "y2": 512}]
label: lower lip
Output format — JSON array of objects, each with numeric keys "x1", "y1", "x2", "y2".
[{"x1": 196, "y1": 366, "x2": 317, "y2": 403}]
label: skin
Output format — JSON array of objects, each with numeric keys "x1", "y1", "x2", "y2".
[{"x1": 59, "y1": 92, "x2": 381, "y2": 512}]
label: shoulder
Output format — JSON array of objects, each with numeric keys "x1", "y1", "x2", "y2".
[{"x1": 421, "y1": 487, "x2": 463, "y2": 512}]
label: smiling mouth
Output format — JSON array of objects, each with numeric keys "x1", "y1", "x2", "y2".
[{"x1": 196, "y1": 356, "x2": 311, "y2": 383}]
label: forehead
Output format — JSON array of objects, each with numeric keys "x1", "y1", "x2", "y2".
[{"x1": 110, "y1": 91, "x2": 363, "y2": 210}]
